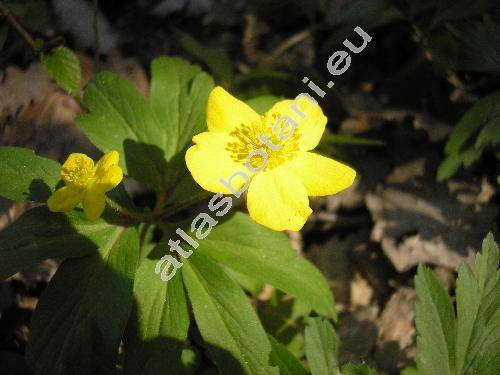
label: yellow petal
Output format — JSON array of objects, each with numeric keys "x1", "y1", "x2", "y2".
[
  {"x1": 247, "y1": 167, "x2": 312, "y2": 231},
  {"x1": 94, "y1": 166, "x2": 123, "y2": 192},
  {"x1": 206, "y1": 86, "x2": 261, "y2": 133},
  {"x1": 92, "y1": 151, "x2": 123, "y2": 192},
  {"x1": 95, "y1": 150, "x2": 119, "y2": 176},
  {"x1": 285, "y1": 152, "x2": 356, "y2": 196},
  {"x1": 83, "y1": 188, "x2": 106, "y2": 221},
  {"x1": 61, "y1": 153, "x2": 95, "y2": 187},
  {"x1": 264, "y1": 97, "x2": 327, "y2": 151},
  {"x1": 47, "y1": 186, "x2": 85, "y2": 213},
  {"x1": 186, "y1": 131, "x2": 253, "y2": 194}
]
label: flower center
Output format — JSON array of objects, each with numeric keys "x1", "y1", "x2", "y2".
[
  {"x1": 61, "y1": 157, "x2": 94, "y2": 187},
  {"x1": 226, "y1": 114, "x2": 301, "y2": 171}
]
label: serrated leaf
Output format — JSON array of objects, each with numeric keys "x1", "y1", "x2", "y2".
[
  {"x1": 304, "y1": 317, "x2": 339, "y2": 375},
  {"x1": 40, "y1": 46, "x2": 81, "y2": 94},
  {"x1": 123, "y1": 243, "x2": 190, "y2": 375},
  {"x1": 414, "y1": 265, "x2": 456, "y2": 375},
  {"x1": 475, "y1": 117, "x2": 500, "y2": 149},
  {"x1": 444, "y1": 91, "x2": 500, "y2": 155},
  {"x1": 455, "y1": 233, "x2": 499, "y2": 374},
  {"x1": 414, "y1": 233, "x2": 500, "y2": 375},
  {"x1": 0, "y1": 206, "x2": 117, "y2": 280},
  {"x1": 439, "y1": 91, "x2": 500, "y2": 180},
  {"x1": 182, "y1": 251, "x2": 277, "y2": 375},
  {"x1": 26, "y1": 226, "x2": 139, "y2": 375},
  {"x1": 0, "y1": 147, "x2": 60, "y2": 202},
  {"x1": 268, "y1": 335, "x2": 307, "y2": 375},
  {"x1": 341, "y1": 363, "x2": 378, "y2": 375},
  {"x1": 453, "y1": 18, "x2": 500, "y2": 74},
  {"x1": 197, "y1": 212, "x2": 336, "y2": 319},
  {"x1": 76, "y1": 72, "x2": 167, "y2": 189}
]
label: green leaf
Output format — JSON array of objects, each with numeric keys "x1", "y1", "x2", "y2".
[
  {"x1": 150, "y1": 56, "x2": 214, "y2": 162},
  {"x1": 260, "y1": 292, "x2": 310, "y2": 359},
  {"x1": 455, "y1": 233, "x2": 499, "y2": 374},
  {"x1": 123, "y1": 243, "x2": 190, "y2": 375},
  {"x1": 245, "y1": 96, "x2": 281, "y2": 114},
  {"x1": 26, "y1": 227, "x2": 139, "y2": 375},
  {"x1": 341, "y1": 363, "x2": 378, "y2": 375},
  {"x1": 452, "y1": 18, "x2": 500, "y2": 74},
  {"x1": 164, "y1": 167, "x2": 211, "y2": 213},
  {"x1": 0, "y1": 147, "x2": 60, "y2": 202},
  {"x1": 40, "y1": 46, "x2": 81, "y2": 94},
  {"x1": 413, "y1": 233, "x2": 500, "y2": 375},
  {"x1": 304, "y1": 317, "x2": 340, "y2": 375},
  {"x1": 182, "y1": 251, "x2": 277, "y2": 375},
  {"x1": 475, "y1": 117, "x2": 500, "y2": 149},
  {"x1": 197, "y1": 212, "x2": 336, "y2": 319},
  {"x1": 76, "y1": 72, "x2": 167, "y2": 189},
  {"x1": 179, "y1": 33, "x2": 233, "y2": 85},
  {"x1": 437, "y1": 153, "x2": 464, "y2": 181},
  {"x1": 268, "y1": 335, "x2": 307, "y2": 375},
  {"x1": 439, "y1": 91, "x2": 500, "y2": 180},
  {"x1": 401, "y1": 367, "x2": 418, "y2": 375},
  {"x1": 445, "y1": 91, "x2": 500, "y2": 155},
  {"x1": 0, "y1": 207, "x2": 118, "y2": 280},
  {"x1": 414, "y1": 265, "x2": 456, "y2": 375}
]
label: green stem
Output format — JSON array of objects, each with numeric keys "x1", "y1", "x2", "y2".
[
  {"x1": 105, "y1": 196, "x2": 153, "y2": 222},
  {"x1": 0, "y1": 1, "x2": 36, "y2": 50}
]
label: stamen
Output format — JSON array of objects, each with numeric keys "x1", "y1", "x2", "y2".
[
  {"x1": 61, "y1": 156, "x2": 94, "y2": 187},
  {"x1": 226, "y1": 114, "x2": 301, "y2": 170}
]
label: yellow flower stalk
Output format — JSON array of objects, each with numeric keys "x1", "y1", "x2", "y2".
[
  {"x1": 47, "y1": 151, "x2": 123, "y2": 221},
  {"x1": 185, "y1": 87, "x2": 356, "y2": 231}
]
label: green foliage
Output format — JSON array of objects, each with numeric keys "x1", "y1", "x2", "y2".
[
  {"x1": 341, "y1": 363, "x2": 378, "y2": 375},
  {"x1": 40, "y1": 46, "x2": 81, "y2": 95},
  {"x1": 304, "y1": 317, "x2": 379, "y2": 375},
  {"x1": 438, "y1": 91, "x2": 500, "y2": 180},
  {"x1": 76, "y1": 72, "x2": 167, "y2": 189},
  {"x1": 268, "y1": 335, "x2": 308, "y2": 375},
  {"x1": 414, "y1": 233, "x2": 500, "y2": 375},
  {"x1": 150, "y1": 57, "x2": 214, "y2": 162},
  {"x1": 304, "y1": 317, "x2": 340, "y2": 375},
  {"x1": 321, "y1": 0, "x2": 402, "y2": 52},
  {"x1": 197, "y1": 213, "x2": 336, "y2": 319},
  {"x1": 26, "y1": 227, "x2": 139, "y2": 375},
  {"x1": 123, "y1": 244, "x2": 190, "y2": 374},
  {"x1": 0, "y1": 147, "x2": 60, "y2": 202},
  {"x1": 246, "y1": 95, "x2": 281, "y2": 114},
  {"x1": 182, "y1": 252, "x2": 278, "y2": 374},
  {"x1": 447, "y1": 17, "x2": 500, "y2": 74},
  {"x1": 0, "y1": 55, "x2": 348, "y2": 374},
  {"x1": 414, "y1": 266, "x2": 456, "y2": 374},
  {"x1": 179, "y1": 33, "x2": 233, "y2": 86},
  {"x1": 259, "y1": 292, "x2": 310, "y2": 359},
  {"x1": 0, "y1": 207, "x2": 118, "y2": 279}
]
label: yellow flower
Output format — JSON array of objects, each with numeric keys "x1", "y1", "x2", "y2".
[
  {"x1": 185, "y1": 87, "x2": 356, "y2": 231},
  {"x1": 47, "y1": 151, "x2": 123, "y2": 221}
]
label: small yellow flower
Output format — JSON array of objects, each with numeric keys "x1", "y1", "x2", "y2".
[
  {"x1": 185, "y1": 87, "x2": 356, "y2": 231},
  {"x1": 47, "y1": 151, "x2": 123, "y2": 221}
]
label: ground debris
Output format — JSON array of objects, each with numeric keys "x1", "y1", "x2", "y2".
[{"x1": 366, "y1": 159, "x2": 497, "y2": 271}]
